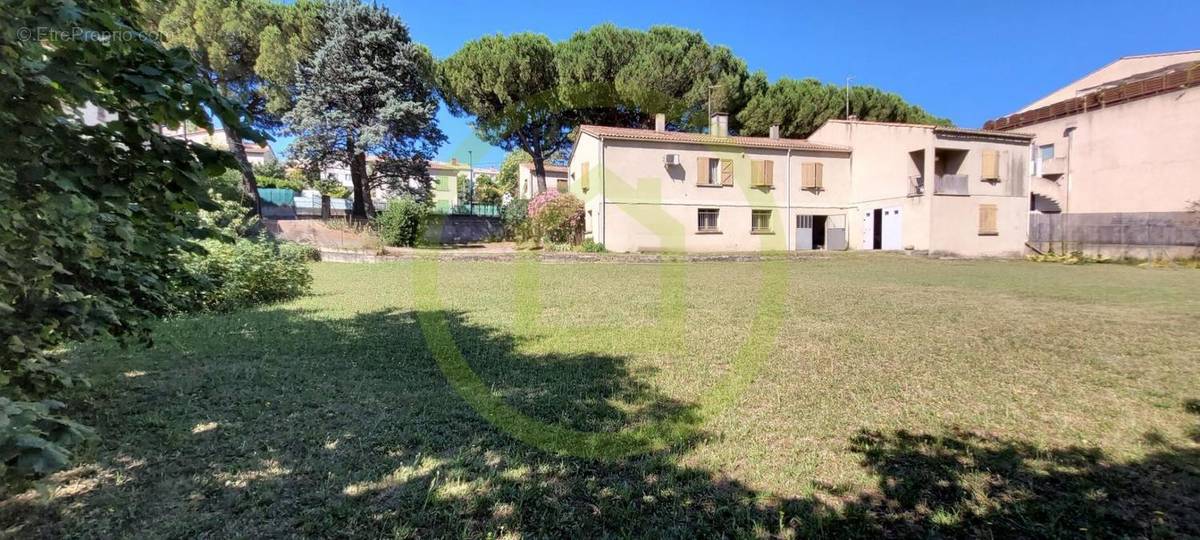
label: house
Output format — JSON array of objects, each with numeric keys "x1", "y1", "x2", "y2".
[
  {"x1": 161, "y1": 124, "x2": 277, "y2": 165},
  {"x1": 984, "y1": 50, "x2": 1200, "y2": 255},
  {"x1": 517, "y1": 162, "x2": 569, "y2": 198},
  {"x1": 807, "y1": 120, "x2": 1033, "y2": 256},
  {"x1": 428, "y1": 159, "x2": 499, "y2": 213},
  {"x1": 565, "y1": 113, "x2": 1032, "y2": 255}
]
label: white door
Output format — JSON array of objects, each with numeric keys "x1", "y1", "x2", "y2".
[
  {"x1": 881, "y1": 206, "x2": 902, "y2": 250},
  {"x1": 796, "y1": 215, "x2": 813, "y2": 250},
  {"x1": 860, "y1": 209, "x2": 874, "y2": 249}
]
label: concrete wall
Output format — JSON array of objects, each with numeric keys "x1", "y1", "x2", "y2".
[
  {"x1": 422, "y1": 215, "x2": 503, "y2": 244},
  {"x1": 1020, "y1": 87, "x2": 1200, "y2": 215}
]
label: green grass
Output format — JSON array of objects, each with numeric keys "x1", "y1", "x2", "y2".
[{"x1": 4, "y1": 253, "x2": 1199, "y2": 538}]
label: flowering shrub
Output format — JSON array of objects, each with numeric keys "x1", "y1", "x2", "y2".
[{"x1": 528, "y1": 191, "x2": 584, "y2": 244}]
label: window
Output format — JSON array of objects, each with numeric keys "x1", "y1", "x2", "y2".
[
  {"x1": 436, "y1": 175, "x2": 450, "y2": 191},
  {"x1": 557, "y1": 178, "x2": 568, "y2": 193},
  {"x1": 1039, "y1": 144, "x2": 1055, "y2": 161},
  {"x1": 751, "y1": 210, "x2": 772, "y2": 233},
  {"x1": 981, "y1": 149, "x2": 1000, "y2": 181},
  {"x1": 978, "y1": 204, "x2": 998, "y2": 236},
  {"x1": 751, "y1": 160, "x2": 775, "y2": 188},
  {"x1": 697, "y1": 208, "x2": 719, "y2": 233},
  {"x1": 696, "y1": 157, "x2": 732, "y2": 186},
  {"x1": 801, "y1": 162, "x2": 824, "y2": 190}
]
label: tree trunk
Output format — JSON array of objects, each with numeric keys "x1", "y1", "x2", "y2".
[
  {"x1": 222, "y1": 128, "x2": 261, "y2": 217},
  {"x1": 532, "y1": 152, "x2": 548, "y2": 194},
  {"x1": 349, "y1": 150, "x2": 369, "y2": 219}
]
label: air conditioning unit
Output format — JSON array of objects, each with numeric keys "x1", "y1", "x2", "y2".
[{"x1": 663, "y1": 154, "x2": 681, "y2": 166}]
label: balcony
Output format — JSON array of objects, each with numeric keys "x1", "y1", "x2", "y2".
[
  {"x1": 908, "y1": 176, "x2": 925, "y2": 196},
  {"x1": 933, "y1": 174, "x2": 969, "y2": 196},
  {"x1": 1041, "y1": 157, "x2": 1066, "y2": 178}
]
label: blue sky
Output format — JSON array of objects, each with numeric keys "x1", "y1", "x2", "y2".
[{"x1": 276, "y1": 0, "x2": 1199, "y2": 167}]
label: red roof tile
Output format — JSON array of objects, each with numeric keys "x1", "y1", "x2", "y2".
[{"x1": 578, "y1": 125, "x2": 851, "y2": 153}]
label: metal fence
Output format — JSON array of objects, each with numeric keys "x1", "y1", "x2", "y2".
[{"x1": 1029, "y1": 212, "x2": 1200, "y2": 254}]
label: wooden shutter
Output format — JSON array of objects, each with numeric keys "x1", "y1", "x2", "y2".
[
  {"x1": 763, "y1": 160, "x2": 774, "y2": 187},
  {"x1": 696, "y1": 157, "x2": 709, "y2": 185},
  {"x1": 720, "y1": 159, "x2": 734, "y2": 186},
  {"x1": 981, "y1": 150, "x2": 1000, "y2": 180},
  {"x1": 978, "y1": 204, "x2": 998, "y2": 235},
  {"x1": 750, "y1": 160, "x2": 764, "y2": 186},
  {"x1": 801, "y1": 162, "x2": 823, "y2": 189},
  {"x1": 581, "y1": 161, "x2": 590, "y2": 191}
]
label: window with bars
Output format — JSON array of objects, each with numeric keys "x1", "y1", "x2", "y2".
[
  {"x1": 697, "y1": 208, "x2": 720, "y2": 233},
  {"x1": 751, "y1": 210, "x2": 772, "y2": 233}
]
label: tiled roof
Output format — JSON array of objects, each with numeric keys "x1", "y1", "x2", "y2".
[
  {"x1": 519, "y1": 162, "x2": 568, "y2": 174},
  {"x1": 578, "y1": 125, "x2": 851, "y2": 153}
]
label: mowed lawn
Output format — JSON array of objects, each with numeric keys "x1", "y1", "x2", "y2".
[{"x1": 4, "y1": 254, "x2": 1199, "y2": 538}]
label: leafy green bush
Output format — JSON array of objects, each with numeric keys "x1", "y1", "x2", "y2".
[
  {"x1": 176, "y1": 238, "x2": 313, "y2": 313},
  {"x1": 252, "y1": 161, "x2": 287, "y2": 179},
  {"x1": 374, "y1": 197, "x2": 429, "y2": 247},
  {"x1": 581, "y1": 239, "x2": 606, "y2": 253},
  {"x1": 279, "y1": 242, "x2": 322, "y2": 263},
  {"x1": 1, "y1": 0, "x2": 254, "y2": 484},
  {"x1": 529, "y1": 191, "x2": 584, "y2": 244},
  {"x1": 256, "y1": 175, "x2": 305, "y2": 192},
  {"x1": 503, "y1": 198, "x2": 530, "y2": 240}
]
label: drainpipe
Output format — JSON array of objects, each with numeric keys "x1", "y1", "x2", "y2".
[
  {"x1": 600, "y1": 136, "x2": 606, "y2": 246},
  {"x1": 786, "y1": 148, "x2": 793, "y2": 250}
]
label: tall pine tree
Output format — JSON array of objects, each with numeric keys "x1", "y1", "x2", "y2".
[{"x1": 286, "y1": 0, "x2": 444, "y2": 218}]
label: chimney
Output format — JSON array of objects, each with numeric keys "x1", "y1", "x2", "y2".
[
  {"x1": 709, "y1": 112, "x2": 729, "y2": 137},
  {"x1": 450, "y1": 157, "x2": 459, "y2": 165},
  {"x1": 654, "y1": 113, "x2": 666, "y2": 132},
  {"x1": 769, "y1": 125, "x2": 780, "y2": 139}
]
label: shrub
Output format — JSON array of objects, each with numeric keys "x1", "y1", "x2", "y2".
[
  {"x1": 374, "y1": 197, "x2": 429, "y2": 247},
  {"x1": 176, "y1": 238, "x2": 313, "y2": 313},
  {"x1": 528, "y1": 191, "x2": 584, "y2": 244},
  {"x1": 256, "y1": 175, "x2": 304, "y2": 192},
  {"x1": 2, "y1": 0, "x2": 253, "y2": 483},
  {"x1": 503, "y1": 198, "x2": 530, "y2": 240},
  {"x1": 278, "y1": 242, "x2": 322, "y2": 263},
  {"x1": 581, "y1": 239, "x2": 606, "y2": 253}
]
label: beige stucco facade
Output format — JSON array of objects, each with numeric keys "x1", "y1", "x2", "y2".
[
  {"x1": 517, "y1": 163, "x2": 569, "y2": 199},
  {"x1": 566, "y1": 119, "x2": 1032, "y2": 256},
  {"x1": 809, "y1": 121, "x2": 1033, "y2": 256}
]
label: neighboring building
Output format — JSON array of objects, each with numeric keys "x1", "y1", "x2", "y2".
[
  {"x1": 565, "y1": 113, "x2": 1033, "y2": 255},
  {"x1": 161, "y1": 124, "x2": 277, "y2": 165},
  {"x1": 984, "y1": 51, "x2": 1200, "y2": 255},
  {"x1": 517, "y1": 162, "x2": 569, "y2": 198},
  {"x1": 428, "y1": 159, "x2": 499, "y2": 212}
]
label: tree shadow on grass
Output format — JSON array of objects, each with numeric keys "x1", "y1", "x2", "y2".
[{"x1": 1, "y1": 307, "x2": 1197, "y2": 538}]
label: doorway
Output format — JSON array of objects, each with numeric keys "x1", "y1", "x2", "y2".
[
  {"x1": 872, "y1": 210, "x2": 883, "y2": 249},
  {"x1": 861, "y1": 207, "x2": 902, "y2": 250},
  {"x1": 812, "y1": 215, "x2": 827, "y2": 249}
]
